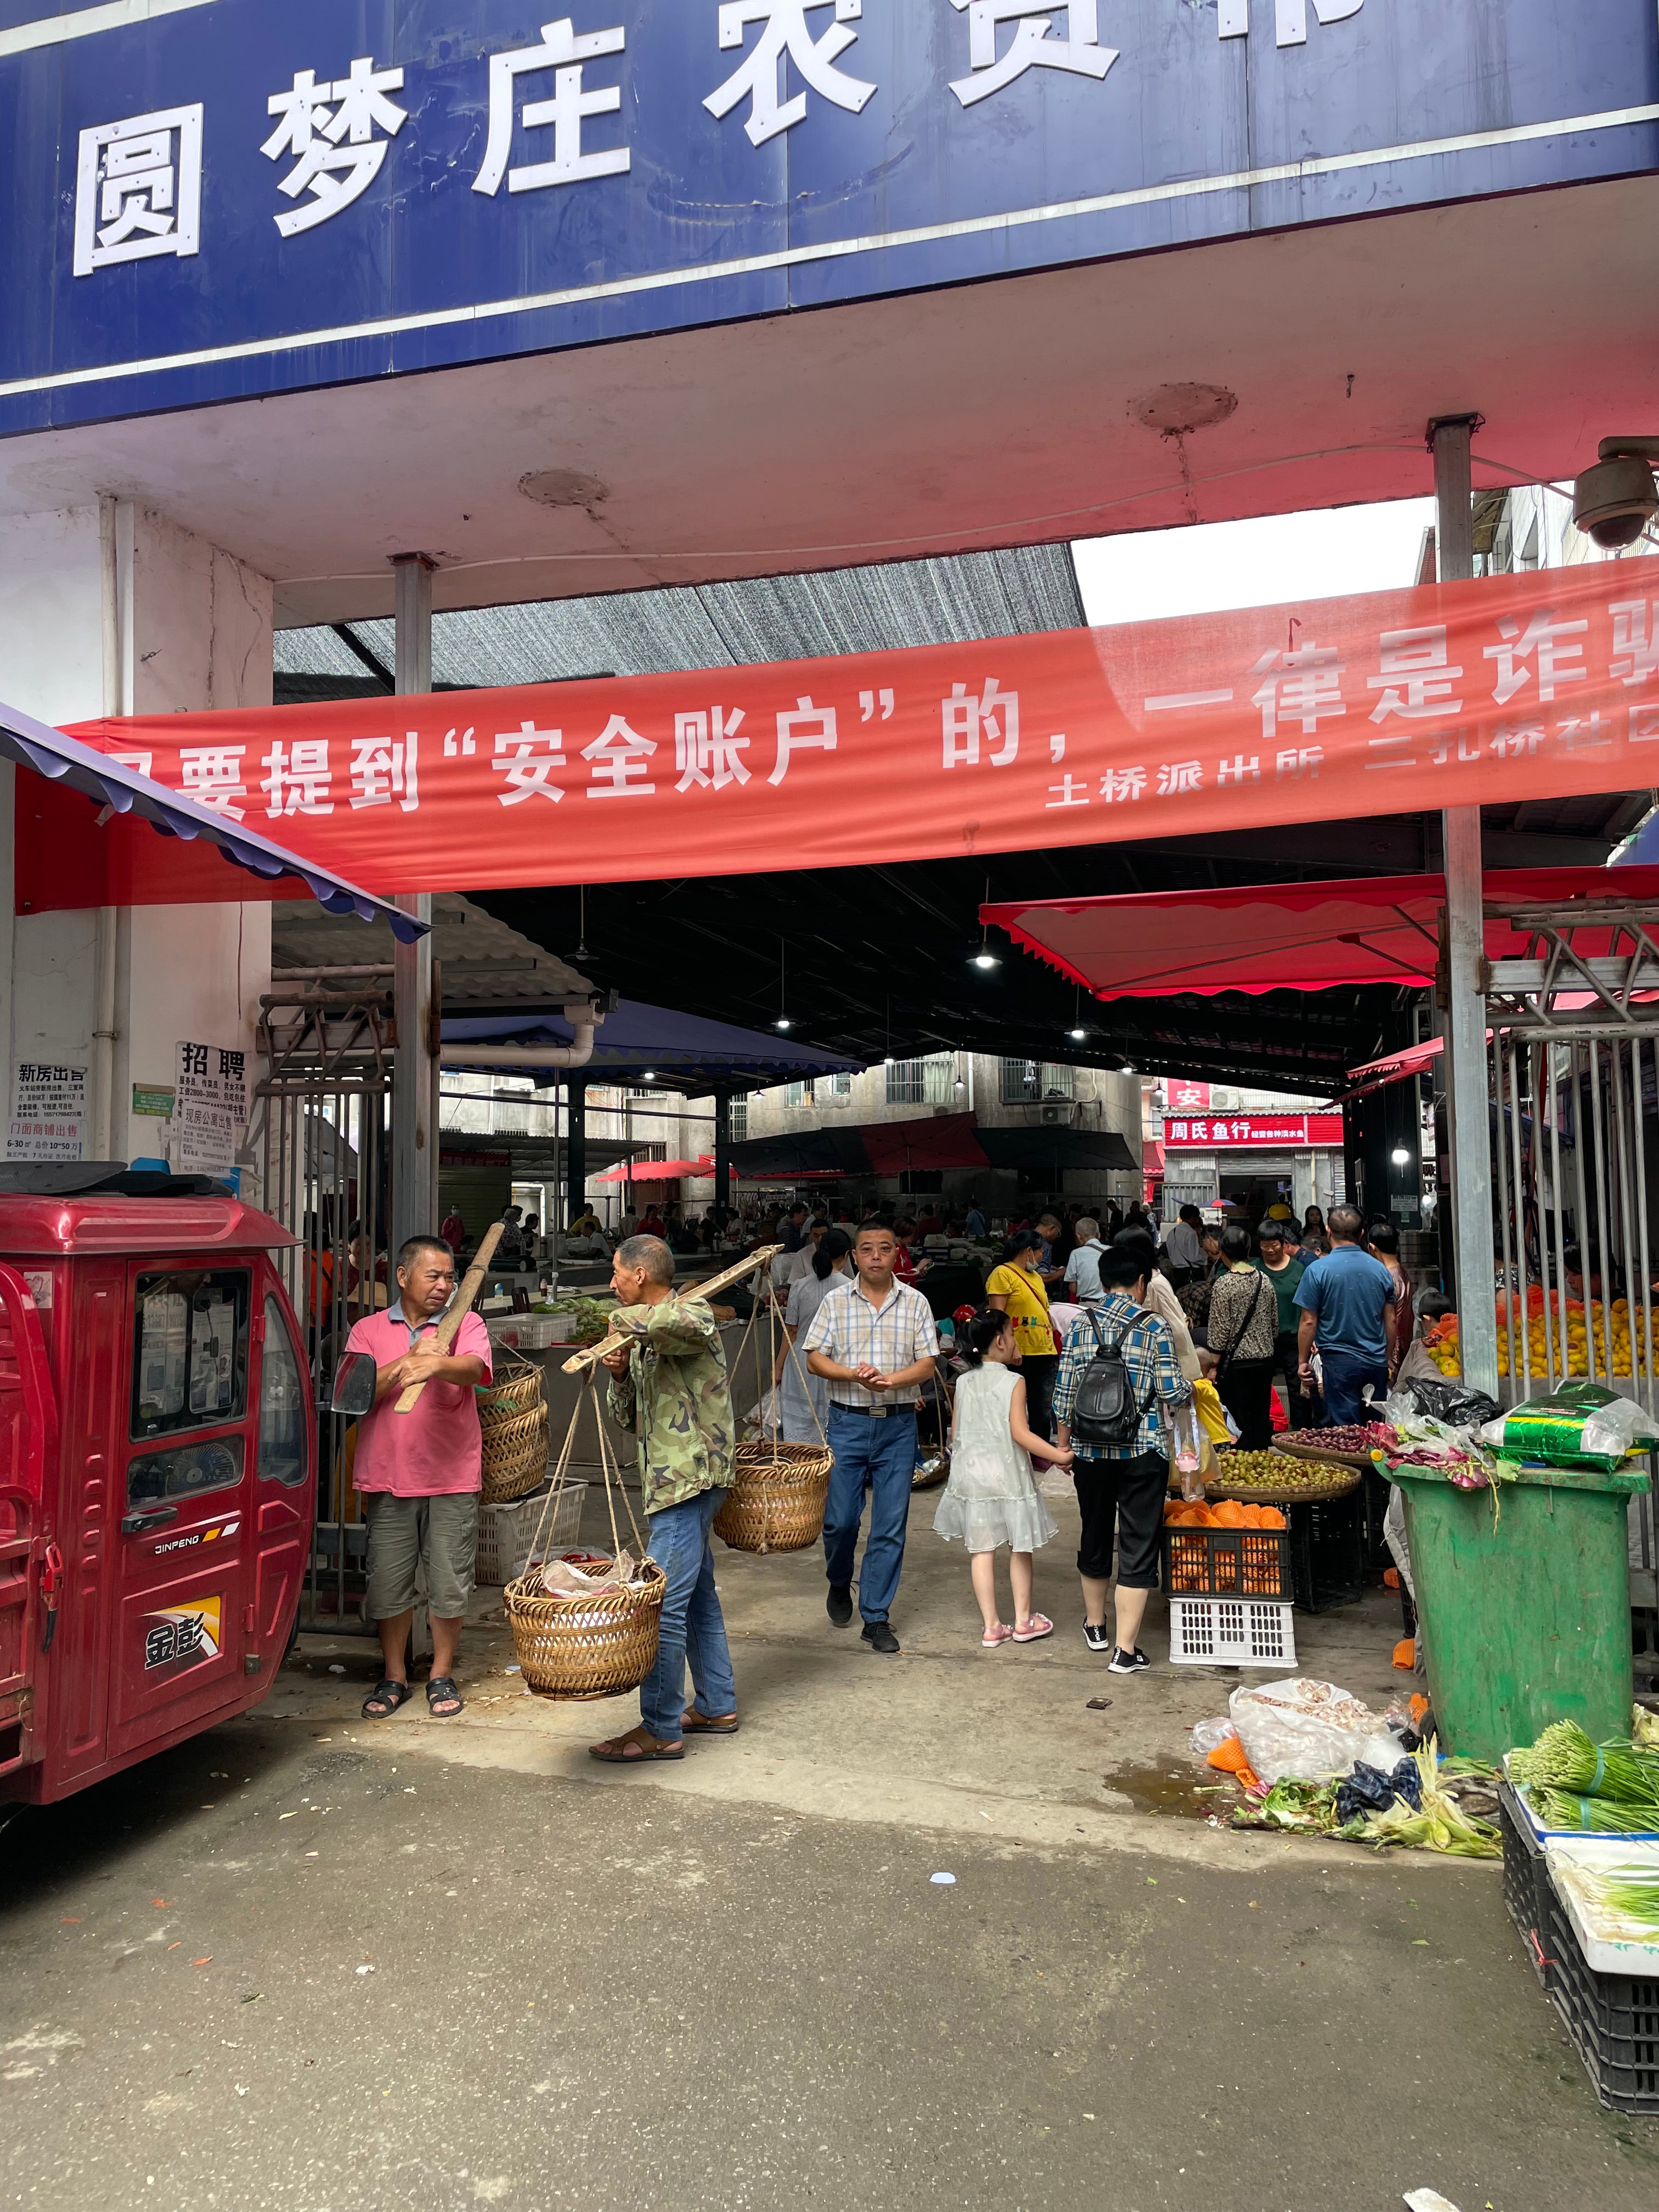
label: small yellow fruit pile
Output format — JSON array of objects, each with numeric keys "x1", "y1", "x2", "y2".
[{"x1": 1425, "y1": 1301, "x2": 1657, "y2": 1380}]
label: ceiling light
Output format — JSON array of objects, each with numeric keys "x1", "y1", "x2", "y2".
[
  {"x1": 640, "y1": 1070, "x2": 656, "y2": 1081},
  {"x1": 970, "y1": 951, "x2": 1000, "y2": 970},
  {"x1": 1121, "y1": 1061, "x2": 1138, "y2": 1075},
  {"x1": 1391, "y1": 1146, "x2": 1413, "y2": 1165},
  {"x1": 775, "y1": 1018, "x2": 792, "y2": 1031},
  {"x1": 1068, "y1": 1026, "x2": 1087, "y2": 1042}
]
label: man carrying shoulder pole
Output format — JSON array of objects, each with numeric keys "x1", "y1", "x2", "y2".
[
  {"x1": 590, "y1": 1235, "x2": 739, "y2": 1763},
  {"x1": 803, "y1": 1220, "x2": 941, "y2": 1654}
]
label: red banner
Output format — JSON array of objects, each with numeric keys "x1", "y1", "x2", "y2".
[
  {"x1": 49, "y1": 562, "x2": 1659, "y2": 904},
  {"x1": 1164, "y1": 1113, "x2": 1346, "y2": 1149}
]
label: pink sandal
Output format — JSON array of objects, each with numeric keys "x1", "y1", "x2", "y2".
[
  {"x1": 1012, "y1": 1613, "x2": 1054, "y2": 1644},
  {"x1": 981, "y1": 1622, "x2": 1013, "y2": 1647}
]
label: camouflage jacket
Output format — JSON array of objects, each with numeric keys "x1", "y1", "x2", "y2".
[{"x1": 605, "y1": 1293, "x2": 734, "y2": 1515}]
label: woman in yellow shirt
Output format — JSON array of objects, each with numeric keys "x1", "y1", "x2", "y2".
[{"x1": 986, "y1": 1229, "x2": 1060, "y2": 1441}]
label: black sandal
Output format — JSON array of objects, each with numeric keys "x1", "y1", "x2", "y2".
[
  {"x1": 426, "y1": 1674, "x2": 464, "y2": 1718},
  {"x1": 362, "y1": 1679, "x2": 412, "y2": 1719}
]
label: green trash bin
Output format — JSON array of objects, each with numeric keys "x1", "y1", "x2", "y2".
[{"x1": 1391, "y1": 1458, "x2": 1648, "y2": 1764}]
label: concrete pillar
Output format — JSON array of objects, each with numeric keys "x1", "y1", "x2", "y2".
[
  {"x1": 1432, "y1": 414, "x2": 1499, "y2": 1396},
  {"x1": 713, "y1": 1091, "x2": 731, "y2": 1221},
  {"x1": 0, "y1": 501, "x2": 273, "y2": 1182},
  {"x1": 390, "y1": 552, "x2": 437, "y2": 1257},
  {"x1": 566, "y1": 1079, "x2": 587, "y2": 1224}
]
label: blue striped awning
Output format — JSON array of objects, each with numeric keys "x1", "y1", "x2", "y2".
[{"x1": 0, "y1": 696, "x2": 428, "y2": 940}]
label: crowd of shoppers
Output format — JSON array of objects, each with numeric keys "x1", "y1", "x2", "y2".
[{"x1": 339, "y1": 1183, "x2": 1410, "y2": 1744}]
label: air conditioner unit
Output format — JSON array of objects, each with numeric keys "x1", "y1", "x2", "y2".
[{"x1": 1040, "y1": 1103, "x2": 1066, "y2": 1126}]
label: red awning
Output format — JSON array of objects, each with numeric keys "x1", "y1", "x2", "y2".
[
  {"x1": 596, "y1": 1156, "x2": 714, "y2": 1184},
  {"x1": 983, "y1": 865, "x2": 1659, "y2": 1000},
  {"x1": 1143, "y1": 1138, "x2": 1165, "y2": 1175}
]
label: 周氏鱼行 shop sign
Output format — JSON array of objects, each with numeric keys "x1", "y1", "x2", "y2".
[{"x1": 0, "y1": 0, "x2": 1655, "y2": 432}]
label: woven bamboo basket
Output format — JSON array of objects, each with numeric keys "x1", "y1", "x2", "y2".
[
  {"x1": 479, "y1": 1400, "x2": 549, "y2": 1505},
  {"x1": 504, "y1": 1556, "x2": 667, "y2": 1699},
  {"x1": 911, "y1": 1452, "x2": 950, "y2": 1492},
  {"x1": 1272, "y1": 1435, "x2": 1378, "y2": 1470},
  {"x1": 478, "y1": 1355, "x2": 544, "y2": 1422},
  {"x1": 713, "y1": 1440, "x2": 835, "y2": 1554},
  {"x1": 1207, "y1": 1459, "x2": 1361, "y2": 1505}
]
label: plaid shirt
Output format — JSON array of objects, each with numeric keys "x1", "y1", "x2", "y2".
[
  {"x1": 800, "y1": 1276, "x2": 940, "y2": 1408},
  {"x1": 1053, "y1": 1291, "x2": 1192, "y2": 1460}
]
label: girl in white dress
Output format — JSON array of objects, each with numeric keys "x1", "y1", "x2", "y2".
[{"x1": 934, "y1": 1310, "x2": 1072, "y2": 1647}]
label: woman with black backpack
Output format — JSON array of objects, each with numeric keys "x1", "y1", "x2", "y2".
[{"x1": 1052, "y1": 1244, "x2": 1197, "y2": 1672}]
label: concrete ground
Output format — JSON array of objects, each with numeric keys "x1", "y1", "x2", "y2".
[{"x1": 5, "y1": 1480, "x2": 1659, "y2": 2212}]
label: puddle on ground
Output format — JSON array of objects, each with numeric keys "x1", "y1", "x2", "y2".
[{"x1": 1101, "y1": 1762, "x2": 1241, "y2": 1819}]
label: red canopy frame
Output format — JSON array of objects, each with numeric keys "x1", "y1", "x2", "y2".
[{"x1": 981, "y1": 866, "x2": 1659, "y2": 1001}]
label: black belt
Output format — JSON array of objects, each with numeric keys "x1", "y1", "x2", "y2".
[{"x1": 830, "y1": 1401, "x2": 917, "y2": 1419}]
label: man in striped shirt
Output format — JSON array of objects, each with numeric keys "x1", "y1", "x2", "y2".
[{"x1": 803, "y1": 1221, "x2": 940, "y2": 1653}]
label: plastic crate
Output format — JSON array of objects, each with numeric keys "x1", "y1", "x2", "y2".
[
  {"x1": 476, "y1": 1482, "x2": 586, "y2": 1586},
  {"x1": 1167, "y1": 1596, "x2": 1296, "y2": 1668},
  {"x1": 1161, "y1": 1523, "x2": 1291, "y2": 1602},
  {"x1": 1499, "y1": 1781, "x2": 1554, "y2": 1987},
  {"x1": 1286, "y1": 1491, "x2": 1365, "y2": 1613},
  {"x1": 1542, "y1": 1878, "x2": 1659, "y2": 2113}
]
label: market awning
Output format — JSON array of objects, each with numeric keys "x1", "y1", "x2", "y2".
[
  {"x1": 0, "y1": 695, "x2": 428, "y2": 939},
  {"x1": 976, "y1": 1127, "x2": 1139, "y2": 1177},
  {"x1": 982, "y1": 865, "x2": 1659, "y2": 1000},
  {"x1": 723, "y1": 1114, "x2": 1137, "y2": 1183},
  {"x1": 595, "y1": 1156, "x2": 714, "y2": 1184},
  {"x1": 439, "y1": 1001, "x2": 861, "y2": 1090}
]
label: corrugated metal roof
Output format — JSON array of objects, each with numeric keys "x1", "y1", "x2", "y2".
[{"x1": 273, "y1": 544, "x2": 1085, "y2": 695}]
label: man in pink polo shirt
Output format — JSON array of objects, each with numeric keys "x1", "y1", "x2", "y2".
[{"x1": 346, "y1": 1235, "x2": 492, "y2": 1720}]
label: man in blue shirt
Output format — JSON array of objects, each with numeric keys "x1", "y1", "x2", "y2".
[{"x1": 1294, "y1": 1204, "x2": 1398, "y2": 1424}]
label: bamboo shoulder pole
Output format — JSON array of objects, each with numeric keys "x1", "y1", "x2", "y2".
[
  {"x1": 393, "y1": 1220, "x2": 505, "y2": 1413},
  {"x1": 561, "y1": 1245, "x2": 781, "y2": 1374}
]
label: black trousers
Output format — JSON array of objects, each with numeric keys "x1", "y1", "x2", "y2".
[
  {"x1": 1020, "y1": 1353, "x2": 1058, "y2": 1441},
  {"x1": 1217, "y1": 1356, "x2": 1276, "y2": 1450},
  {"x1": 1274, "y1": 1328, "x2": 1317, "y2": 1429}
]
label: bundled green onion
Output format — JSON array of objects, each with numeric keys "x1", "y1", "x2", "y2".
[
  {"x1": 1531, "y1": 1787, "x2": 1659, "y2": 1834},
  {"x1": 1561, "y1": 1857, "x2": 1659, "y2": 1934},
  {"x1": 1508, "y1": 1720, "x2": 1659, "y2": 1808}
]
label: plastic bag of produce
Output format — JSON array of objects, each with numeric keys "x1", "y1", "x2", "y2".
[
  {"x1": 1480, "y1": 1381, "x2": 1659, "y2": 1472},
  {"x1": 1228, "y1": 1677, "x2": 1403, "y2": 1784}
]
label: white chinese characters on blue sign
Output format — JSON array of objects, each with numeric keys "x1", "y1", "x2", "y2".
[
  {"x1": 473, "y1": 18, "x2": 631, "y2": 196},
  {"x1": 68, "y1": 0, "x2": 1369, "y2": 276},
  {"x1": 72, "y1": 104, "x2": 203, "y2": 274},
  {"x1": 262, "y1": 59, "x2": 408, "y2": 238}
]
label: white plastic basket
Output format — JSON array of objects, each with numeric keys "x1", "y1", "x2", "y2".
[
  {"x1": 1168, "y1": 1596, "x2": 1296, "y2": 1668},
  {"x1": 475, "y1": 1482, "x2": 587, "y2": 1585}
]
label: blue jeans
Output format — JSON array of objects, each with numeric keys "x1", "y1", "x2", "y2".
[
  {"x1": 639, "y1": 1486, "x2": 737, "y2": 1742},
  {"x1": 823, "y1": 1405, "x2": 917, "y2": 1624},
  {"x1": 1318, "y1": 1350, "x2": 1390, "y2": 1426}
]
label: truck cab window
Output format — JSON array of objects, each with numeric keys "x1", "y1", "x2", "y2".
[
  {"x1": 133, "y1": 1269, "x2": 250, "y2": 1441},
  {"x1": 257, "y1": 1293, "x2": 308, "y2": 1487}
]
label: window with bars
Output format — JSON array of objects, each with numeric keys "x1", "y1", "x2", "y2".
[
  {"x1": 727, "y1": 1097, "x2": 748, "y2": 1141},
  {"x1": 827, "y1": 1072, "x2": 853, "y2": 1099},
  {"x1": 786, "y1": 1079, "x2": 815, "y2": 1107},
  {"x1": 887, "y1": 1060, "x2": 924, "y2": 1105},
  {"x1": 1000, "y1": 1059, "x2": 1076, "y2": 1104},
  {"x1": 923, "y1": 1054, "x2": 957, "y2": 1105}
]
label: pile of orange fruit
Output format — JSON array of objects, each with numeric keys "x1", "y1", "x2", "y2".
[{"x1": 1163, "y1": 1498, "x2": 1287, "y2": 1531}]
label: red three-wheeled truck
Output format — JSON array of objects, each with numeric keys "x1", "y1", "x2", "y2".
[{"x1": 0, "y1": 1166, "x2": 315, "y2": 1806}]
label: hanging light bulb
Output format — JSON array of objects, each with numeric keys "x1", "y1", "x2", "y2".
[
  {"x1": 971, "y1": 875, "x2": 1000, "y2": 968},
  {"x1": 1068, "y1": 1026, "x2": 1087, "y2": 1042}
]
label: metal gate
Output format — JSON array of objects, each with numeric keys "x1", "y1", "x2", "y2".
[
  {"x1": 1483, "y1": 902, "x2": 1659, "y2": 1634},
  {"x1": 253, "y1": 970, "x2": 393, "y2": 1634}
]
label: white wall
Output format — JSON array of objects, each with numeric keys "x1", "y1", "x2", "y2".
[{"x1": 0, "y1": 501, "x2": 274, "y2": 1175}]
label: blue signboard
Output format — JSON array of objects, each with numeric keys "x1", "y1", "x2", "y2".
[{"x1": 1, "y1": 0, "x2": 1655, "y2": 437}]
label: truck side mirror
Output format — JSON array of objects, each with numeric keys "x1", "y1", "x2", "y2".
[{"x1": 329, "y1": 1349, "x2": 377, "y2": 1417}]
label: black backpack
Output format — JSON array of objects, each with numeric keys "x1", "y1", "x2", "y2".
[{"x1": 1068, "y1": 1310, "x2": 1153, "y2": 1447}]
